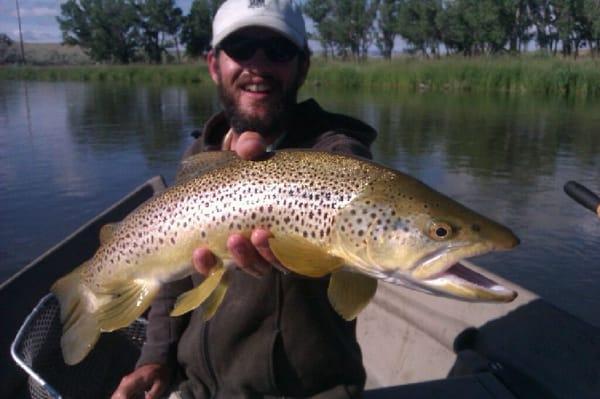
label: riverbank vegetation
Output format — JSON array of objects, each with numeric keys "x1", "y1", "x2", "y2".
[
  {"x1": 2, "y1": 56, "x2": 599, "y2": 99},
  {"x1": 3, "y1": 0, "x2": 600, "y2": 66},
  {"x1": 2, "y1": 0, "x2": 599, "y2": 98},
  {"x1": 309, "y1": 57, "x2": 600, "y2": 98}
]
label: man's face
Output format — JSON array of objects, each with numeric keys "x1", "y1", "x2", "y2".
[{"x1": 208, "y1": 27, "x2": 309, "y2": 138}]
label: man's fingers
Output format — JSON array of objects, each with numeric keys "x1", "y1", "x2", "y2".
[
  {"x1": 111, "y1": 374, "x2": 149, "y2": 399},
  {"x1": 235, "y1": 132, "x2": 267, "y2": 160},
  {"x1": 227, "y1": 234, "x2": 270, "y2": 277},
  {"x1": 144, "y1": 379, "x2": 166, "y2": 399},
  {"x1": 250, "y1": 229, "x2": 278, "y2": 265},
  {"x1": 192, "y1": 247, "x2": 217, "y2": 276}
]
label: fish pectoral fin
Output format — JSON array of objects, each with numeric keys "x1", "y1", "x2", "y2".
[
  {"x1": 99, "y1": 222, "x2": 120, "y2": 244},
  {"x1": 268, "y1": 236, "x2": 344, "y2": 278},
  {"x1": 97, "y1": 279, "x2": 160, "y2": 332},
  {"x1": 328, "y1": 270, "x2": 378, "y2": 321},
  {"x1": 171, "y1": 265, "x2": 227, "y2": 317}
]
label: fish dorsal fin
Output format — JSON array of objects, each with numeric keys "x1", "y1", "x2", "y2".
[
  {"x1": 97, "y1": 279, "x2": 161, "y2": 332},
  {"x1": 176, "y1": 151, "x2": 239, "y2": 185},
  {"x1": 328, "y1": 270, "x2": 378, "y2": 321},
  {"x1": 268, "y1": 236, "x2": 344, "y2": 278},
  {"x1": 99, "y1": 222, "x2": 119, "y2": 245},
  {"x1": 171, "y1": 265, "x2": 228, "y2": 317}
]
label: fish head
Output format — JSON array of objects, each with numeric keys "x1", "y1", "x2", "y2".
[{"x1": 332, "y1": 173, "x2": 519, "y2": 302}]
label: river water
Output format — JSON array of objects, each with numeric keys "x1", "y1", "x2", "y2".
[{"x1": 1, "y1": 80, "x2": 599, "y2": 327}]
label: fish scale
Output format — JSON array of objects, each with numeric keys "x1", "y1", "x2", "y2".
[{"x1": 51, "y1": 150, "x2": 519, "y2": 365}]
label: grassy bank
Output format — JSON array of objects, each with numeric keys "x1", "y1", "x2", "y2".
[
  {"x1": 0, "y1": 64, "x2": 208, "y2": 84},
  {"x1": 2, "y1": 56, "x2": 600, "y2": 99},
  {"x1": 308, "y1": 57, "x2": 600, "y2": 99}
]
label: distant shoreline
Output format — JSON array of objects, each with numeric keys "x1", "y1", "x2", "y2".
[{"x1": 2, "y1": 47, "x2": 599, "y2": 99}]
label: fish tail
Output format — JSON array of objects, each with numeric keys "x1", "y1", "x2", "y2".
[{"x1": 50, "y1": 262, "x2": 100, "y2": 365}]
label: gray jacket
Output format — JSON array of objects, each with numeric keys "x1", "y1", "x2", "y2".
[{"x1": 137, "y1": 99, "x2": 377, "y2": 398}]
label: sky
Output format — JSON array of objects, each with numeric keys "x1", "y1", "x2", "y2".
[{"x1": 0, "y1": 0, "x2": 194, "y2": 43}]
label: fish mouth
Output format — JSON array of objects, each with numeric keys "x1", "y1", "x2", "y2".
[
  {"x1": 410, "y1": 242, "x2": 490, "y2": 280},
  {"x1": 384, "y1": 259, "x2": 517, "y2": 302}
]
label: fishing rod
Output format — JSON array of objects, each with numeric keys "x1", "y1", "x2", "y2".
[{"x1": 563, "y1": 181, "x2": 600, "y2": 218}]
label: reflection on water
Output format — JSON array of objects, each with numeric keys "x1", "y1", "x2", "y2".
[{"x1": 1, "y1": 81, "x2": 599, "y2": 327}]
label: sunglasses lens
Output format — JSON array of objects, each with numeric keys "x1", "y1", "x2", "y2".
[
  {"x1": 221, "y1": 38, "x2": 256, "y2": 61},
  {"x1": 264, "y1": 38, "x2": 299, "y2": 62},
  {"x1": 220, "y1": 36, "x2": 299, "y2": 63}
]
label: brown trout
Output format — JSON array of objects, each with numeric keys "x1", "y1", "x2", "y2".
[{"x1": 52, "y1": 150, "x2": 519, "y2": 365}]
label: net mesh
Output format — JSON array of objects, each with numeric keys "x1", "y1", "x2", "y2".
[{"x1": 13, "y1": 295, "x2": 147, "y2": 399}]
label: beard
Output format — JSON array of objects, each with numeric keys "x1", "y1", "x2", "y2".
[{"x1": 216, "y1": 70, "x2": 302, "y2": 138}]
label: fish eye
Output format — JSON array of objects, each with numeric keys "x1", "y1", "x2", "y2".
[{"x1": 429, "y1": 221, "x2": 453, "y2": 241}]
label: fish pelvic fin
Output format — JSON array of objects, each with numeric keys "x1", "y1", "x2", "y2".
[
  {"x1": 268, "y1": 236, "x2": 344, "y2": 278},
  {"x1": 171, "y1": 265, "x2": 228, "y2": 317},
  {"x1": 201, "y1": 268, "x2": 231, "y2": 321},
  {"x1": 328, "y1": 270, "x2": 378, "y2": 321},
  {"x1": 51, "y1": 262, "x2": 100, "y2": 365},
  {"x1": 97, "y1": 279, "x2": 160, "y2": 332}
]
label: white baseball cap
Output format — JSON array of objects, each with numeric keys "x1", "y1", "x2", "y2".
[{"x1": 211, "y1": 0, "x2": 307, "y2": 49}]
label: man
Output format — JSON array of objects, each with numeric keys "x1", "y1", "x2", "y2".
[{"x1": 112, "y1": 1, "x2": 376, "y2": 398}]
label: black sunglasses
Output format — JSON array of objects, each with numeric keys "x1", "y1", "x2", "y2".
[{"x1": 218, "y1": 35, "x2": 300, "y2": 63}]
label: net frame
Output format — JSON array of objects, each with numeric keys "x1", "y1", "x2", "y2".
[{"x1": 11, "y1": 294, "x2": 147, "y2": 399}]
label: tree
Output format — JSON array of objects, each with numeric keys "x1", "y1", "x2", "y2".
[
  {"x1": 553, "y1": 0, "x2": 586, "y2": 57},
  {"x1": 581, "y1": 0, "x2": 600, "y2": 55},
  {"x1": 0, "y1": 33, "x2": 15, "y2": 64},
  {"x1": 329, "y1": 0, "x2": 380, "y2": 59},
  {"x1": 396, "y1": 0, "x2": 442, "y2": 57},
  {"x1": 437, "y1": 0, "x2": 475, "y2": 54},
  {"x1": 303, "y1": 0, "x2": 335, "y2": 57},
  {"x1": 57, "y1": 0, "x2": 139, "y2": 63},
  {"x1": 500, "y1": 0, "x2": 534, "y2": 53},
  {"x1": 530, "y1": 0, "x2": 558, "y2": 53},
  {"x1": 375, "y1": 0, "x2": 400, "y2": 59},
  {"x1": 438, "y1": 0, "x2": 508, "y2": 55},
  {"x1": 134, "y1": 0, "x2": 183, "y2": 63},
  {"x1": 0, "y1": 33, "x2": 13, "y2": 48},
  {"x1": 181, "y1": 0, "x2": 223, "y2": 57}
]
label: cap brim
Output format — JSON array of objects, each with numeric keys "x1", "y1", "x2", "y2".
[{"x1": 212, "y1": 16, "x2": 305, "y2": 49}]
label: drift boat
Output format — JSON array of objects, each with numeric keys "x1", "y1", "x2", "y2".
[{"x1": 2, "y1": 176, "x2": 599, "y2": 399}]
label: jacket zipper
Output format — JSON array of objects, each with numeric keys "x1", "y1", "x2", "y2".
[
  {"x1": 274, "y1": 272, "x2": 285, "y2": 398},
  {"x1": 202, "y1": 320, "x2": 218, "y2": 397}
]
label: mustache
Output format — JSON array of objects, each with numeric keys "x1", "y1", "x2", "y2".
[{"x1": 236, "y1": 74, "x2": 281, "y2": 90}]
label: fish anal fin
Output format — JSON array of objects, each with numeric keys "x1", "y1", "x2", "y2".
[
  {"x1": 268, "y1": 236, "x2": 344, "y2": 278},
  {"x1": 97, "y1": 279, "x2": 160, "y2": 332},
  {"x1": 176, "y1": 151, "x2": 239, "y2": 185},
  {"x1": 99, "y1": 222, "x2": 119, "y2": 244},
  {"x1": 171, "y1": 265, "x2": 227, "y2": 317},
  {"x1": 328, "y1": 270, "x2": 378, "y2": 321},
  {"x1": 201, "y1": 269, "x2": 231, "y2": 321}
]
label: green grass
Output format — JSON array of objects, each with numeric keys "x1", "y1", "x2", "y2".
[
  {"x1": 0, "y1": 64, "x2": 209, "y2": 84},
  {"x1": 2, "y1": 56, "x2": 600, "y2": 99},
  {"x1": 307, "y1": 56, "x2": 600, "y2": 99}
]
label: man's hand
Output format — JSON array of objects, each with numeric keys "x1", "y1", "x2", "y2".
[
  {"x1": 193, "y1": 131, "x2": 281, "y2": 278},
  {"x1": 111, "y1": 363, "x2": 170, "y2": 399}
]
